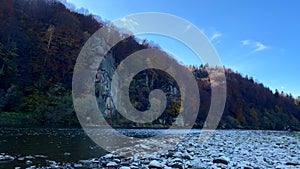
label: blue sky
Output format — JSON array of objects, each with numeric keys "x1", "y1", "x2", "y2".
[{"x1": 64, "y1": 0, "x2": 300, "y2": 97}]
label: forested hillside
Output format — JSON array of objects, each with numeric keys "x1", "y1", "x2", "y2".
[{"x1": 0, "y1": 0, "x2": 299, "y2": 130}]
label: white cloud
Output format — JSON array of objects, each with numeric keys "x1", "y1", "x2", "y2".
[
  {"x1": 241, "y1": 39, "x2": 268, "y2": 53},
  {"x1": 210, "y1": 32, "x2": 222, "y2": 41},
  {"x1": 120, "y1": 17, "x2": 126, "y2": 22},
  {"x1": 120, "y1": 17, "x2": 139, "y2": 26},
  {"x1": 115, "y1": 17, "x2": 139, "y2": 33},
  {"x1": 241, "y1": 40, "x2": 250, "y2": 46},
  {"x1": 252, "y1": 41, "x2": 267, "y2": 53}
]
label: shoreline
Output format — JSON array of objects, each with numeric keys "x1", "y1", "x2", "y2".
[{"x1": 0, "y1": 125, "x2": 299, "y2": 132}]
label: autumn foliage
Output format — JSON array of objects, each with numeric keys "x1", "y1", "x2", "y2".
[{"x1": 0, "y1": 0, "x2": 299, "y2": 130}]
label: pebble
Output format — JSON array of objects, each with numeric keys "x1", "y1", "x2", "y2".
[
  {"x1": 63, "y1": 152, "x2": 71, "y2": 156},
  {"x1": 73, "y1": 163, "x2": 83, "y2": 168},
  {"x1": 25, "y1": 155, "x2": 34, "y2": 159},
  {"x1": 172, "y1": 158, "x2": 182, "y2": 163},
  {"x1": 26, "y1": 160, "x2": 33, "y2": 165},
  {"x1": 0, "y1": 154, "x2": 15, "y2": 162},
  {"x1": 213, "y1": 156, "x2": 230, "y2": 165},
  {"x1": 25, "y1": 166, "x2": 36, "y2": 169},
  {"x1": 119, "y1": 167, "x2": 131, "y2": 169},
  {"x1": 149, "y1": 160, "x2": 163, "y2": 168},
  {"x1": 34, "y1": 155, "x2": 47, "y2": 158},
  {"x1": 104, "y1": 153, "x2": 114, "y2": 159},
  {"x1": 106, "y1": 161, "x2": 118, "y2": 167},
  {"x1": 182, "y1": 154, "x2": 192, "y2": 159}
]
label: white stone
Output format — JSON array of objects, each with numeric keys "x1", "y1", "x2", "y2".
[
  {"x1": 107, "y1": 161, "x2": 118, "y2": 167},
  {"x1": 119, "y1": 167, "x2": 131, "y2": 169},
  {"x1": 149, "y1": 160, "x2": 163, "y2": 168},
  {"x1": 104, "y1": 153, "x2": 114, "y2": 159},
  {"x1": 26, "y1": 160, "x2": 33, "y2": 165}
]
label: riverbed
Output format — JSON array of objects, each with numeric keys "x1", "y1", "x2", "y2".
[{"x1": 0, "y1": 128, "x2": 299, "y2": 169}]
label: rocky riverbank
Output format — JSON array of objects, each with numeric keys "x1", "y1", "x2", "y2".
[{"x1": 2, "y1": 130, "x2": 300, "y2": 169}]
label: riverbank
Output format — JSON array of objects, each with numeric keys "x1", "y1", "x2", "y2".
[{"x1": 1, "y1": 129, "x2": 299, "y2": 169}]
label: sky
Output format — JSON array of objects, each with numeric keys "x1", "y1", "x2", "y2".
[{"x1": 64, "y1": 0, "x2": 300, "y2": 97}]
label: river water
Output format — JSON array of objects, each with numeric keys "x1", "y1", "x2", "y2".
[
  {"x1": 0, "y1": 128, "x2": 106, "y2": 168},
  {"x1": 0, "y1": 128, "x2": 200, "y2": 168}
]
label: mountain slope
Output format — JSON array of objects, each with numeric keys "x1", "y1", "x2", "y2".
[{"x1": 0, "y1": 0, "x2": 299, "y2": 130}]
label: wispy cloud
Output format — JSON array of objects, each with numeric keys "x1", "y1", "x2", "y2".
[
  {"x1": 241, "y1": 40, "x2": 250, "y2": 46},
  {"x1": 120, "y1": 17, "x2": 139, "y2": 26},
  {"x1": 241, "y1": 39, "x2": 268, "y2": 53},
  {"x1": 252, "y1": 42, "x2": 267, "y2": 53},
  {"x1": 210, "y1": 32, "x2": 222, "y2": 41},
  {"x1": 115, "y1": 17, "x2": 139, "y2": 33}
]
